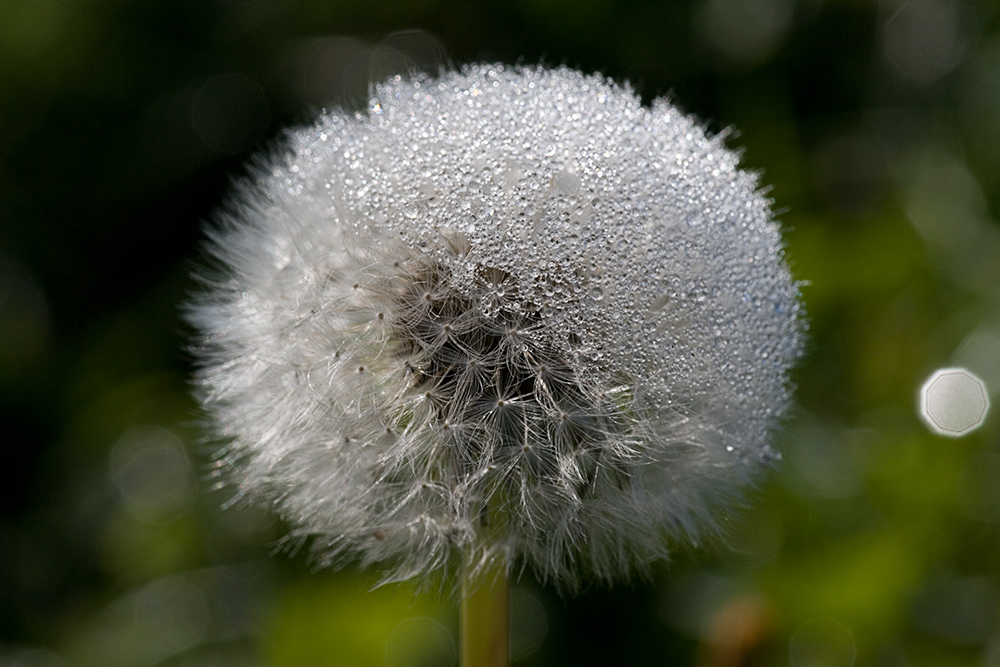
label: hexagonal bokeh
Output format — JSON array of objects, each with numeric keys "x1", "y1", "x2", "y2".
[{"x1": 919, "y1": 368, "x2": 990, "y2": 437}]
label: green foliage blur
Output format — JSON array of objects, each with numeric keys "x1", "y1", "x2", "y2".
[{"x1": 2, "y1": 0, "x2": 999, "y2": 665}]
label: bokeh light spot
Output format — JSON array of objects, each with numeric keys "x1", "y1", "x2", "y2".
[
  {"x1": 132, "y1": 576, "x2": 210, "y2": 655},
  {"x1": 110, "y1": 426, "x2": 195, "y2": 521},
  {"x1": 0, "y1": 254, "x2": 52, "y2": 375},
  {"x1": 190, "y1": 73, "x2": 270, "y2": 153},
  {"x1": 696, "y1": 0, "x2": 795, "y2": 68},
  {"x1": 510, "y1": 586, "x2": 548, "y2": 659},
  {"x1": 882, "y1": 0, "x2": 978, "y2": 84},
  {"x1": 384, "y1": 617, "x2": 455, "y2": 667},
  {"x1": 919, "y1": 368, "x2": 990, "y2": 437},
  {"x1": 960, "y1": 451, "x2": 1000, "y2": 523},
  {"x1": 790, "y1": 618, "x2": 857, "y2": 667}
]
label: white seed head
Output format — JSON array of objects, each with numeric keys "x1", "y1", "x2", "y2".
[{"x1": 188, "y1": 64, "x2": 804, "y2": 589}]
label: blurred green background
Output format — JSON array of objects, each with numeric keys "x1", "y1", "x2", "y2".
[{"x1": 2, "y1": 0, "x2": 999, "y2": 665}]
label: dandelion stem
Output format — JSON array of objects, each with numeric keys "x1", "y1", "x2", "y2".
[{"x1": 460, "y1": 554, "x2": 509, "y2": 667}]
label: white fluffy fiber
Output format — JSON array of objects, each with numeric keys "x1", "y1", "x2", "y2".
[{"x1": 188, "y1": 64, "x2": 803, "y2": 589}]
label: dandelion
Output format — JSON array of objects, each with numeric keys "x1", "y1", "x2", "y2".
[{"x1": 188, "y1": 63, "x2": 803, "y2": 665}]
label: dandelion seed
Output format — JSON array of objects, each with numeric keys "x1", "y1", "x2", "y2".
[{"x1": 187, "y1": 64, "x2": 804, "y2": 591}]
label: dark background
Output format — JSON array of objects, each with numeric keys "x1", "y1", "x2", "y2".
[{"x1": 2, "y1": 0, "x2": 1000, "y2": 665}]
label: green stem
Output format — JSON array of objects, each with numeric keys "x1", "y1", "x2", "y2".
[{"x1": 460, "y1": 555, "x2": 509, "y2": 667}]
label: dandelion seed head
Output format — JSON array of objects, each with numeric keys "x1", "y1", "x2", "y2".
[{"x1": 188, "y1": 64, "x2": 804, "y2": 589}]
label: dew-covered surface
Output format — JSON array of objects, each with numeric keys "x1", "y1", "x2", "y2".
[{"x1": 188, "y1": 65, "x2": 803, "y2": 587}]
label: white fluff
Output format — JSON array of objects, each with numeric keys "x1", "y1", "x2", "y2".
[{"x1": 188, "y1": 64, "x2": 804, "y2": 589}]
